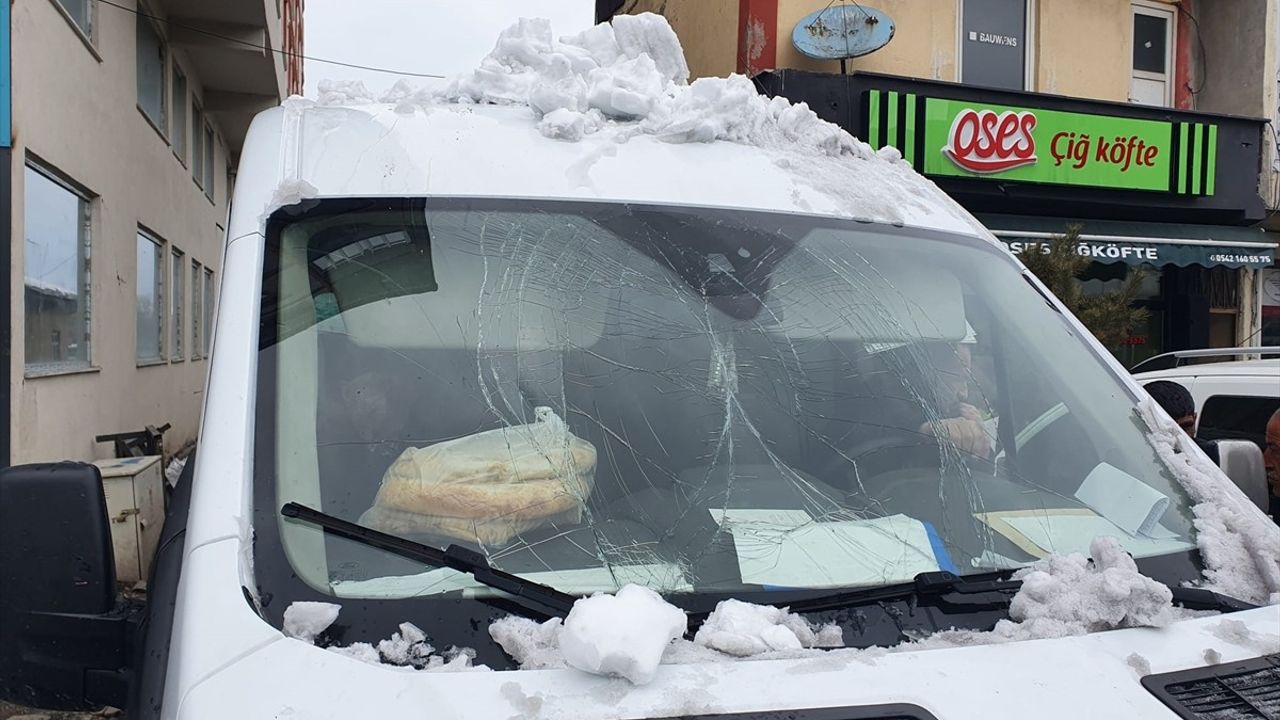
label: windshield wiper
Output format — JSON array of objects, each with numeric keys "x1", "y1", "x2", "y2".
[
  {"x1": 774, "y1": 571, "x2": 1023, "y2": 617},
  {"x1": 773, "y1": 570, "x2": 1257, "y2": 617},
  {"x1": 281, "y1": 502, "x2": 578, "y2": 618}
]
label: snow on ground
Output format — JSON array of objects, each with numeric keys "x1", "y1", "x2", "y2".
[
  {"x1": 1138, "y1": 397, "x2": 1280, "y2": 605},
  {"x1": 559, "y1": 584, "x2": 687, "y2": 684}
]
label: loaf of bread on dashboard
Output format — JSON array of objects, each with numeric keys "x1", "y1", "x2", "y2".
[{"x1": 360, "y1": 407, "x2": 597, "y2": 544}]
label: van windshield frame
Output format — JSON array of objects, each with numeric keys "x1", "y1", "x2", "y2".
[{"x1": 250, "y1": 197, "x2": 1204, "y2": 661}]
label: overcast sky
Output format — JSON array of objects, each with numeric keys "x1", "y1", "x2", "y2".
[{"x1": 303, "y1": 1, "x2": 594, "y2": 97}]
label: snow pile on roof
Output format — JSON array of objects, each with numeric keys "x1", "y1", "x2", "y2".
[
  {"x1": 1138, "y1": 397, "x2": 1280, "y2": 605},
  {"x1": 692, "y1": 599, "x2": 843, "y2": 657},
  {"x1": 558, "y1": 584, "x2": 687, "y2": 685},
  {"x1": 23, "y1": 277, "x2": 78, "y2": 301},
  {"x1": 441, "y1": 14, "x2": 862, "y2": 158},
  {"x1": 316, "y1": 79, "x2": 375, "y2": 106},
  {"x1": 282, "y1": 602, "x2": 487, "y2": 672}
]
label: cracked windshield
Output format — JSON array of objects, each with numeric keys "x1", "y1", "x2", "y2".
[{"x1": 261, "y1": 198, "x2": 1199, "y2": 601}]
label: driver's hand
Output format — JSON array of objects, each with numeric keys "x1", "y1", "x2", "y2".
[{"x1": 921, "y1": 405, "x2": 992, "y2": 459}]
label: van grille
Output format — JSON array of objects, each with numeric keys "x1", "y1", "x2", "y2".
[{"x1": 1142, "y1": 654, "x2": 1280, "y2": 720}]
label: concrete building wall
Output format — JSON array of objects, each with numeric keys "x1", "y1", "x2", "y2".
[
  {"x1": 9, "y1": 0, "x2": 287, "y2": 463},
  {"x1": 1194, "y1": 0, "x2": 1269, "y2": 117},
  {"x1": 1033, "y1": 0, "x2": 1133, "y2": 100},
  {"x1": 623, "y1": 0, "x2": 1191, "y2": 104}
]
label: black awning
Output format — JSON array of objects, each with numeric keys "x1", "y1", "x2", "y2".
[{"x1": 977, "y1": 214, "x2": 1277, "y2": 269}]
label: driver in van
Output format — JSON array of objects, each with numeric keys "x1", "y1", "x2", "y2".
[{"x1": 916, "y1": 328, "x2": 995, "y2": 460}]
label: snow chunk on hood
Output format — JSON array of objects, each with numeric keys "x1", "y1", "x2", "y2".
[
  {"x1": 285, "y1": 602, "x2": 487, "y2": 672},
  {"x1": 1209, "y1": 617, "x2": 1280, "y2": 655},
  {"x1": 1138, "y1": 397, "x2": 1280, "y2": 605},
  {"x1": 693, "y1": 599, "x2": 843, "y2": 657},
  {"x1": 558, "y1": 583, "x2": 687, "y2": 685},
  {"x1": 282, "y1": 601, "x2": 341, "y2": 644},
  {"x1": 490, "y1": 616, "x2": 566, "y2": 670},
  {"x1": 1005, "y1": 536, "x2": 1174, "y2": 636}
]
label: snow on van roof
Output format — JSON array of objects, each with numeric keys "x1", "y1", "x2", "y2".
[{"x1": 251, "y1": 14, "x2": 991, "y2": 240}]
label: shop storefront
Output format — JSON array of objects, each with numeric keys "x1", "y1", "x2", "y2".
[{"x1": 755, "y1": 71, "x2": 1278, "y2": 364}]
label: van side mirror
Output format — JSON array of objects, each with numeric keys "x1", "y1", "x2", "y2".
[
  {"x1": 0, "y1": 463, "x2": 138, "y2": 711},
  {"x1": 1215, "y1": 440, "x2": 1269, "y2": 513}
]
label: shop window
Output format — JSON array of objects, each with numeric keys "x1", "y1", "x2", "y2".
[
  {"x1": 959, "y1": 0, "x2": 1032, "y2": 91},
  {"x1": 1131, "y1": 3, "x2": 1174, "y2": 106},
  {"x1": 55, "y1": 0, "x2": 95, "y2": 39},
  {"x1": 203, "y1": 125, "x2": 216, "y2": 200},
  {"x1": 171, "y1": 247, "x2": 185, "y2": 361},
  {"x1": 136, "y1": 10, "x2": 168, "y2": 132},
  {"x1": 172, "y1": 66, "x2": 188, "y2": 164},
  {"x1": 24, "y1": 162, "x2": 93, "y2": 374},
  {"x1": 192, "y1": 260, "x2": 203, "y2": 360},
  {"x1": 192, "y1": 103, "x2": 204, "y2": 187},
  {"x1": 137, "y1": 231, "x2": 164, "y2": 363}
]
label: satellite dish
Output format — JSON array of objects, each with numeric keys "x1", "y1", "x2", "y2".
[{"x1": 792, "y1": 4, "x2": 895, "y2": 68}]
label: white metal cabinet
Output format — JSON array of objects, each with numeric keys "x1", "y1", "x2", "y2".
[{"x1": 93, "y1": 456, "x2": 164, "y2": 584}]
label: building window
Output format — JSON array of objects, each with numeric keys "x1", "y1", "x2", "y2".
[
  {"x1": 136, "y1": 231, "x2": 164, "y2": 363},
  {"x1": 203, "y1": 268, "x2": 215, "y2": 356},
  {"x1": 192, "y1": 103, "x2": 205, "y2": 187},
  {"x1": 136, "y1": 11, "x2": 168, "y2": 131},
  {"x1": 191, "y1": 260, "x2": 203, "y2": 359},
  {"x1": 172, "y1": 65, "x2": 188, "y2": 163},
  {"x1": 24, "y1": 162, "x2": 92, "y2": 374},
  {"x1": 203, "y1": 125, "x2": 216, "y2": 200},
  {"x1": 171, "y1": 247, "x2": 185, "y2": 361},
  {"x1": 1131, "y1": 2, "x2": 1174, "y2": 106},
  {"x1": 959, "y1": 0, "x2": 1032, "y2": 91},
  {"x1": 55, "y1": 0, "x2": 95, "y2": 39}
]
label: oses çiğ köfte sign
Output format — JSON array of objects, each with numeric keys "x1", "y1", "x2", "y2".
[{"x1": 864, "y1": 91, "x2": 1217, "y2": 196}]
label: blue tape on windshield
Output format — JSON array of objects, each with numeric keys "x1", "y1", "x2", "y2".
[{"x1": 923, "y1": 521, "x2": 959, "y2": 574}]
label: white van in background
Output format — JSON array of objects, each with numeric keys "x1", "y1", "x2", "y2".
[
  {"x1": 1132, "y1": 347, "x2": 1280, "y2": 447},
  {"x1": 2, "y1": 14, "x2": 1278, "y2": 720}
]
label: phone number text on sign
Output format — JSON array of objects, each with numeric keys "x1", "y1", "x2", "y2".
[{"x1": 1207, "y1": 254, "x2": 1272, "y2": 265}]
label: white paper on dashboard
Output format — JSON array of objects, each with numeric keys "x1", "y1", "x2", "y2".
[
  {"x1": 331, "y1": 562, "x2": 691, "y2": 598},
  {"x1": 712, "y1": 510, "x2": 941, "y2": 588},
  {"x1": 1004, "y1": 514, "x2": 1193, "y2": 559},
  {"x1": 1073, "y1": 462, "x2": 1170, "y2": 536}
]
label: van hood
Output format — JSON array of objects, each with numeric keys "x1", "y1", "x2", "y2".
[{"x1": 177, "y1": 603, "x2": 1279, "y2": 719}]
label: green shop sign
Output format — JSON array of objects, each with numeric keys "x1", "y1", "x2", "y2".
[{"x1": 865, "y1": 91, "x2": 1217, "y2": 195}]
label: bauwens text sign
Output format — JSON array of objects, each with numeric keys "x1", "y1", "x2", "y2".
[{"x1": 863, "y1": 91, "x2": 1218, "y2": 196}]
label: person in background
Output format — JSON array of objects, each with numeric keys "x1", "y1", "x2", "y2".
[
  {"x1": 1143, "y1": 380, "x2": 1219, "y2": 463},
  {"x1": 1264, "y1": 408, "x2": 1280, "y2": 524},
  {"x1": 1144, "y1": 381, "x2": 1198, "y2": 435}
]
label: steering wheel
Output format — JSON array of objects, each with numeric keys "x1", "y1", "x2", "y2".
[{"x1": 817, "y1": 432, "x2": 941, "y2": 492}]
